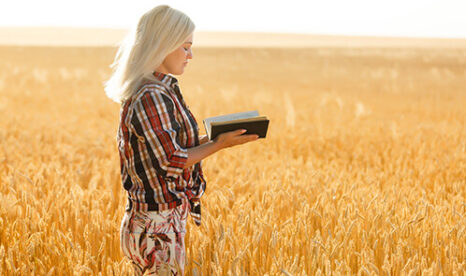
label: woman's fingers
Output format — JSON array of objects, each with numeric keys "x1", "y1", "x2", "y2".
[
  {"x1": 229, "y1": 129, "x2": 247, "y2": 137},
  {"x1": 215, "y1": 129, "x2": 245, "y2": 141},
  {"x1": 235, "y1": 134, "x2": 259, "y2": 145},
  {"x1": 214, "y1": 129, "x2": 259, "y2": 149}
]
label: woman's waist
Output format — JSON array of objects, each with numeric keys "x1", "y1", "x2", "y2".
[
  {"x1": 125, "y1": 183, "x2": 205, "y2": 212},
  {"x1": 126, "y1": 195, "x2": 186, "y2": 212},
  {"x1": 123, "y1": 167, "x2": 204, "y2": 192}
]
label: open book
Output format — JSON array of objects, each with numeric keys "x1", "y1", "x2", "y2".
[{"x1": 203, "y1": 110, "x2": 269, "y2": 140}]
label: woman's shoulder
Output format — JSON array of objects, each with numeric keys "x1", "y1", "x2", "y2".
[{"x1": 133, "y1": 81, "x2": 173, "y2": 103}]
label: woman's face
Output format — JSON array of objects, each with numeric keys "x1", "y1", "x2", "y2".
[{"x1": 157, "y1": 33, "x2": 193, "y2": 75}]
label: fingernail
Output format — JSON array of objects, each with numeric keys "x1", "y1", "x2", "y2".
[{"x1": 241, "y1": 129, "x2": 247, "y2": 133}]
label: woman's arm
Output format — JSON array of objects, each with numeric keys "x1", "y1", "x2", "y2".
[{"x1": 184, "y1": 129, "x2": 258, "y2": 168}]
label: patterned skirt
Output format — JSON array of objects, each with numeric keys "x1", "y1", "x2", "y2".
[{"x1": 120, "y1": 200, "x2": 189, "y2": 275}]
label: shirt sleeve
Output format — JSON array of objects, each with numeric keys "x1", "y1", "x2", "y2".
[{"x1": 131, "y1": 88, "x2": 188, "y2": 179}]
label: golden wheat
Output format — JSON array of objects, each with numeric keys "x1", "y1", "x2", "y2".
[{"x1": 0, "y1": 45, "x2": 465, "y2": 275}]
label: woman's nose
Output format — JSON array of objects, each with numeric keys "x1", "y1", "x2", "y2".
[{"x1": 187, "y1": 48, "x2": 193, "y2": 59}]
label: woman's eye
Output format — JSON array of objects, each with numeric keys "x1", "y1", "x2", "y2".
[{"x1": 183, "y1": 47, "x2": 189, "y2": 51}]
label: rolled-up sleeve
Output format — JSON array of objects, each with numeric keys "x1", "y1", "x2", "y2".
[{"x1": 132, "y1": 88, "x2": 187, "y2": 179}]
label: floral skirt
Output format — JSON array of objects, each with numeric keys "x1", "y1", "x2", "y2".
[{"x1": 120, "y1": 200, "x2": 189, "y2": 275}]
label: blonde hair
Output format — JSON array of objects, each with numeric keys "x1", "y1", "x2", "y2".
[{"x1": 105, "y1": 5, "x2": 195, "y2": 103}]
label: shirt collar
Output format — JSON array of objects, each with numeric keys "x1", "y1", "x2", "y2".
[{"x1": 153, "y1": 71, "x2": 178, "y2": 87}]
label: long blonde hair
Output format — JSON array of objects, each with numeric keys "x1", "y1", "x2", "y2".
[{"x1": 105, "y1": 5, "x2": 195, "y2": 103}]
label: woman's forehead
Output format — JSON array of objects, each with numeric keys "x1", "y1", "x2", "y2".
[{"x1": 184, "y1": 33, "x2": 194, "y2": 43}]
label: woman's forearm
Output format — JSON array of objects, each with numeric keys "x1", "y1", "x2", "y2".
[
  {"x1": 184, "y1": 141, "x2": 221, "y2": 168},
  {"x1": 184, "y1": 129, "x2": 258, "y2": 169}
]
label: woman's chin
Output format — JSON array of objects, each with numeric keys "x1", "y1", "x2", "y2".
[{"x1": 172, "y1": 68, "x2": 185, "y2": 75}]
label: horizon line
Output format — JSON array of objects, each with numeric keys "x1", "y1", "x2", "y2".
[
  {"x1": 1, "y1": 26, "x2": 466, "y2": 48},
  {"x1": 2, "y1": 26, "x2": 466, "y2": 40}
]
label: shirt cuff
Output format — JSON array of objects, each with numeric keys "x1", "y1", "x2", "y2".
[{"x1": 165, "y1": 148, "x2": 188, "y2": 178}]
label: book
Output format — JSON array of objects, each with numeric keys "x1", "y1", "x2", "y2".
[{"x1": 203, "y1": 110, "x2": 269, "y2": 140}]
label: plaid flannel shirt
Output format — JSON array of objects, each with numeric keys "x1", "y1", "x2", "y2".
[{"x1": 117, "y1": 72, "x2": 205, "y2": 226}]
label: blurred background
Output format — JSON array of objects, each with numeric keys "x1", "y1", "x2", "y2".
[{"x1": 0, "y1": 1, "x2": 465, "y2": 275}]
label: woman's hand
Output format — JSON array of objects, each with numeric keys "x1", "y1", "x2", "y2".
[{"x1": 213, "y1": 129, "x2": 259, "y2": 150}]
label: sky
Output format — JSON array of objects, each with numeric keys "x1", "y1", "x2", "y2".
[{"x1": 1, "y1": 0, "x2": 466, "y2": 38}]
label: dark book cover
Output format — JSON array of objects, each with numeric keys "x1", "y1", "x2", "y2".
[
  {"x1": 203, "y1": 110, "x2": 269, "y2": 140},
  {"x1": 210, "y1": 119, "x2": 269, "y2": 140}
]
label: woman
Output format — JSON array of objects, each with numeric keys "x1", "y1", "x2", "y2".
[{"x1": 105, "y1": 5, "x2": 258, "y2": 275}]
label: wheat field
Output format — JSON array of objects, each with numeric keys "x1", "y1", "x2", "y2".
[{"x1": 0, "y1": 43, "x2": 465, "y2": 275}]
